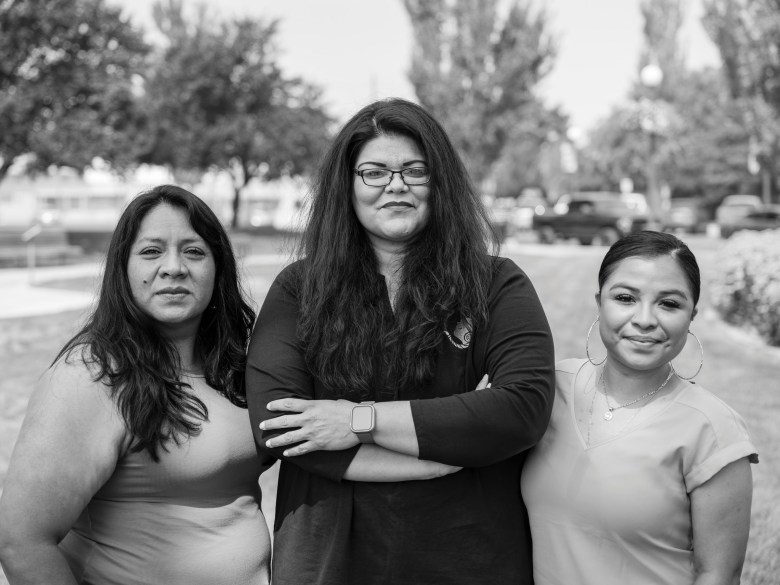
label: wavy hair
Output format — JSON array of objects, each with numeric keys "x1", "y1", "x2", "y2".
[
  {"x1": 295, "y1": 98, "x2": 499, "y2": 399},
  {"x1": 55, "y1": 185, "x2": 256, "y2": 460}
]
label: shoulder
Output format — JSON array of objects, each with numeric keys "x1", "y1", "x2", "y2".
[
  {"x1": 269, "y1": 260, "x2": 305, "y2": 295},
  {"x1": 38, "y1": 354, "x2": 115, "y2": 411},
  {"x1": 26, "y1": 354, "x2": 126, "y2": 441},
  {"x1": 488, "y1": 256, "x2": 537, "y2": 291},
  {"x1": 672, "y1": 381, "x2": 759, "y2": 489},
  {"x1": 490, "y1": 256, "x2": 524, "y2": 278},
  {"x1": 675, "y1": 382, "x2": 754, "y2": 442}
]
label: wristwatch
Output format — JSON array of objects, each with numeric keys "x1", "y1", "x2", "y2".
[{"x1": 350, "y1": 401, "x2": 376, "y2": 444}]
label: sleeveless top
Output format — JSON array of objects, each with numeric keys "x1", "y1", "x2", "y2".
[{"x1": 59, "y1": 379, "x2": 273, "y2": 585}]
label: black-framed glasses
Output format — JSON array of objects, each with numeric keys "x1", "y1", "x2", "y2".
[{"x1": 353, "y1": 167, "x2": 431, "y2": 187}]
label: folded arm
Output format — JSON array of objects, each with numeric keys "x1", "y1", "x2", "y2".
[{"x1": 246, "y1": 270, "x2": 461, "y2": 482}]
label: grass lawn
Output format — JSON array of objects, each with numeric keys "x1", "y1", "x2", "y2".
[{"x1": 0, "y1": 236, "x2": 777, "y2": 584}]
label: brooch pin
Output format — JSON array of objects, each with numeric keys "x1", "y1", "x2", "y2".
[{"x1": 444, "y1": 317, "x2": 472, "y2": 349}]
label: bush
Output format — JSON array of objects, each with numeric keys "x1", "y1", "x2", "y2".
[{"x1": 710, "y1": 229, "x2": 780, "y2": 346}]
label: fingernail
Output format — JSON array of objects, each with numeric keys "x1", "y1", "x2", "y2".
[
  {"x1": 259, "y1": 422, "x2": 265, "y2": 430},
  {"x1": 283, "y1": 450, "x2": 290, "y2": 457},
  {"x1": 265, "y1": 440, "x2": 273, "y2": 448}
]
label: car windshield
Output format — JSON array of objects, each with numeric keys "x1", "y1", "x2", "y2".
[{"x1": 596, "y1": 200, "x2": 638, "y2": 214}]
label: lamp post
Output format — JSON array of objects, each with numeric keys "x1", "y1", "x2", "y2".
[{"x1": 639, "y1": 63, "x2": 664, "y2": 230}]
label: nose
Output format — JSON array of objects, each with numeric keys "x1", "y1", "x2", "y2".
[
  {"x1": 385, "y1": 171, "x2": 409, "y2": 192},
  {"x1": 631, "y1": 302, "x2": 658, "y2": 329},
  {"x1": 161, "y1": 252, "x2": 187, "y2": 278}
]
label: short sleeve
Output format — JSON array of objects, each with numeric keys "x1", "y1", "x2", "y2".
[{"x1": 680, "y1": 387, "x2": 759, "y2": 493}]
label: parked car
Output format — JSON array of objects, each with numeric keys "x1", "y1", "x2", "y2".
[
  {"x1": 532, "y1": 191, "x2": 649, "y2": 246},
  {"x1": 487, "y1": 196, "x2": 520, "y2": 239},
  {"x1": 663, "y1": 198, "x2": 708, "y2": 234},
  {"x1": 720, "y1": 205, "x2": 780, "y2": 238},
  {"x1": 715, "y1": 194, "x2": 763, "y2": 227},
  {"x1": 507, "y1": 191, "x2": 549, "y2": 233}
]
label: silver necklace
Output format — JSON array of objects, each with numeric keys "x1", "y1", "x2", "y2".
[{"x1": 600, "y1": 365, "x2": 674, "y2": 421}]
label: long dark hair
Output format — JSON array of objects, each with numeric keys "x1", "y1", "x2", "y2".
[
  {"x1": 295, "y1": 98, "x2": 499, "y2": 399},
  {"x1": 598, "y1": 230, "x2": 701, "y2": 306},
  {"x1": 55, "y1": 185, "x2": 256, "y2": 460}
]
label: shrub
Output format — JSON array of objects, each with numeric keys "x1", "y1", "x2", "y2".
[{"x1": 710, "y1": 229, "x2": 780, "y2": 346}]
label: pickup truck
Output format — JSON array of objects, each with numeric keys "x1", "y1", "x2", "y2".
[{"x1": 531, "y1": 191, "x2": 649, "y2": 246}]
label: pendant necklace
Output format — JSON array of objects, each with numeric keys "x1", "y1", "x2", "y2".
[{"x1": 600, "y1": 365, "x2": 674, "y2": 421}]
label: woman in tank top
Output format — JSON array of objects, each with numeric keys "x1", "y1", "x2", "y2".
[{"x1": 0, "y1": 185, "x2": 272, "y2": 585}]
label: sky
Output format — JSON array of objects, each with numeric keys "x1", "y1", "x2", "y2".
[{"x1": 111, "y1": 0, "x2": 722, "y2": 133}]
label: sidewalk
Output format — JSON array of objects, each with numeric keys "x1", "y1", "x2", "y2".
[
  {"x1": 0, "y1": 254, "x2": 285, "y2": 320},
  {"x1": 0, "y1": 262, "x2": 100, "y2": 320}
]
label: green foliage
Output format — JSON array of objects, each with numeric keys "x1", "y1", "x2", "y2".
[
  {"x1": 138, "y1": 0, "x2": 332, "y2": 227},
  {"x1": 702, "y1": 0, "x2": 780, "y2": 200},
  {"x1": 710, "y1": 229, "x2": 780, "y2": 346},
  {"x1": 578, "y1": 1, "x2": 758, "y2": 207},
  {"x1": 580, "y1": 67, "x2": 756, "y2": 204},
  {"x1": 0, "y1": 0, "x2": 148, "y2": 179},
  {"x1": 666, "y1": 68, "x2": 758, "y2": 205},
  {"x1": 403, "y1": 0, "x2": 557, "y2": 188}
]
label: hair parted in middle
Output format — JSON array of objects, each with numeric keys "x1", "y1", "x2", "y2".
[
  {"x1": 294, "y1": 97, "x2": 500, "y2": 399},
  {"x1": 54, "y1": 185, "x2": 256, "y2": 460}
]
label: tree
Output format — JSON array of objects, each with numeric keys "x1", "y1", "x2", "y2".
[
  {"x1": 702, "y1": 0, "x2": 780, "y2": 202},
  {"x1": 403, "y1": 0, "x2": 557, "y2": 190},
  {"x1": 139, "y1": 0, "x2": 333, "y2": 227},
  {"x1": 0, "y1": 0, "x2": 148, "y2": 182},
  {"x1": 578, "y1": 0, "x2": 756, "y2": 215},
  {"x1": 579, "y1": 68, "x2": 754, "y2": 209}
]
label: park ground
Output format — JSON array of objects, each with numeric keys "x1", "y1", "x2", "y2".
[{"x1": 0, "y1": 234, "x2": 778, "y2": 584}]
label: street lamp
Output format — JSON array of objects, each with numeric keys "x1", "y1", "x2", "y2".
[{"x1": 639, "y1": 63, "x2": 664, "y2": 230}]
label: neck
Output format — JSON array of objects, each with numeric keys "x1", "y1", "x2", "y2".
[
  {"x1": 160, "y1": 322, "x2": 201, "y2": 374},
  {"x1": 369, "y1": 239, "x2": 406, "y2": 279},
  {"x1": 602, "y1": 359, "x2": 674, "y2": 402}
]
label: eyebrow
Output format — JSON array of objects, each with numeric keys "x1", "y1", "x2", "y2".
[
  {"x1": 356, "y1": 159, "x2": 427, "y2": 169},
  {"x1": 609, "y1": 283, "x2": 690, "y2": 298},
  {"x1": 135, "y1": 236, "x2": 205, "y2": 245}
]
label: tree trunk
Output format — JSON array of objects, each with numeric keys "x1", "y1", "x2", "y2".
[{"x1": 231, "y1": 185, "x2": 241, "y2": 230}]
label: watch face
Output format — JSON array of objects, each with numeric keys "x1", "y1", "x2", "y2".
[{"x1": 352, "y1": 405, "x2": 374, "y2": 432}]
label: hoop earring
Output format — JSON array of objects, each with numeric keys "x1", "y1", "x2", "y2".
[
  {"x1": 585, "y1": 317, "x2": 606, "y2": 366},
  {"x1": 672, "y1": 330, "x2": 704, "y2": 380}
]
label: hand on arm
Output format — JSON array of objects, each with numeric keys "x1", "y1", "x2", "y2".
[
  {"x1": 691, "y1": 457, "x2": 753, "y2": 585},
  {"x1": 262, "y1": 375, "x2": 491, "y2": 457},
  {"x1": 0, "y1": 361, "x2": 126, "y2": 585}
]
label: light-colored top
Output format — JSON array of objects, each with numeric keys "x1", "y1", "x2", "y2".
[
  {"x1": 59, "y1": 378, "x2": 273, "y2": 585},
  {"x1": 521, "y1": 358, "x2": 758, "y2": 585}
]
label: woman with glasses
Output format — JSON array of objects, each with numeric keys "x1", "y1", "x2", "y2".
[{"x1": 246, "y1": 98, "x2": 555, "y2": 585}]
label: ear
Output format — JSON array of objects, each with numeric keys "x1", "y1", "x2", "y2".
[
  {"x1": 691, "y1": 306, "x2": 698, "y2": 321},
  {"x1": 594, "y1": 291, "x2": 601, "y2": 307}
]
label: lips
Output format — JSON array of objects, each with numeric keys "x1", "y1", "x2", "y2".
[
  {"x1": 157, "y1": 287, "x2": 190, "y2": 295},
  {"x1": 625, "y1": 336, "x2": 663, "y2": 344},
  {"x1": 381, "y1": 201, "x2": 414, "y2": 209}
]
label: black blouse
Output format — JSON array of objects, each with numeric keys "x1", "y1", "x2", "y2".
[{"x1": 246, "y1": 257, "x2": 555, "y2": 585}]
